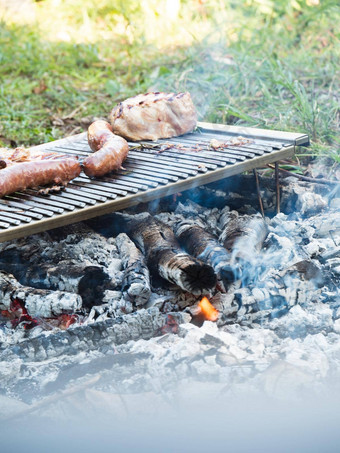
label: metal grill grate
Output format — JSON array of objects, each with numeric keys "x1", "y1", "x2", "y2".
[{"x1": 0, "y1": 122, "x2": 309, "y2": 242}]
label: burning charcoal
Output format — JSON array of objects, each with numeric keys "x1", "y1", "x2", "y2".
[
  {"x1": 210, "y1": 290, "x2": 239, "y2": 324},
  {"x1": 173, "y1": 219, "x2": 233, "y2": 290},
  {"x1": 116, "y1": 233, "x2": 151, "y2": 306},
  {"x1": 232, "y1": 287, "x2": 290, "y2": 322},
  {"x1": 0, "y1": 261, "x2": 111, "y2": 310},
  {"x1": 219, "y1": 211, "x2": 268, "y2": 253},
  {"x1": 47, "y1": 222, "x2": 95, "y2": 241},
  {"x1": 114, "y1": 212, "x2": 217, "y2": 295},
  {"x1": 0, "y1": 230, "x2": 118, "y2": 275},
  {"x1": 218, "y1": 211, "x2": 268, "y2": 284},
  {"x1": 288, "y1": 182, "x2": 327, "y2": 217},
  {"x1": 0, "y1": 271, "x2": 82, "y2": 318},
  {"x1": 102, "y1": 293, "x2": 134, "y2": 317}
]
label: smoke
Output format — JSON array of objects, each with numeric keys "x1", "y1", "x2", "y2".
[{"x1": 2, "y1": 383, "x2": 340, "y2": 453}]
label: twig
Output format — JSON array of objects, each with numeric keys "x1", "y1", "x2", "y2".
[
  {"x1": 253, "y1": 169, "x2": 265, "y2": 218},
  {"x1": 275, "y1": 162, "x2": 280, "y2": 214},
  {"x1": 267, "y1": 164, "x2": 339, "y2": 186}
]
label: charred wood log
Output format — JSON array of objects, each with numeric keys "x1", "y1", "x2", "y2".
[
  {"x1": 0, "y1": 271, "x2": 82, "y2": 318},
  {"x1": 0, "y1": 261, "x2": 111, "y2": 310},
  {"x1": 173, "y1": 219, "x2": 232, "y2": 290},
  {"x1": 218, "y1": 210, "x2": 268, "y2": 284},
  {"x1": 214, "y1": 258, "x2": 324, "y2": 326},
  {"x1": 114, "y1": 212, "x2": 216, "y2": 294},
  {"x1": 116, "y1": 233, "x2": 151, "y2": 306},
  {"x1": 0, "y1": 308, "x2": 189, "y2": 362}
]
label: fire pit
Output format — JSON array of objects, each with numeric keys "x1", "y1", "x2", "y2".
[{"x1": 0, "y1": 123, "x2": 339, "y2": 425}]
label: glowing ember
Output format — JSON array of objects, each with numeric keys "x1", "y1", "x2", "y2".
[{"x1": 199, "y1": 297, "x2": 219, "y2": 322}]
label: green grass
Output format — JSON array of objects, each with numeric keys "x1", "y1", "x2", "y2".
[{"x1": 0, "y1": 0, "x2": 339, "y2": 170}]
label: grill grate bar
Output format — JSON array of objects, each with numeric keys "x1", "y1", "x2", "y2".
[
  {"x1": 127, "y1": 152, "x2": 202, "y2": 175},
  {"x1": 45, "y1": 191, "x2": 87, "y2": 207},
  {"x1": 136, "y1": 142, "x2": 247, "y2": 164},
  {"x1": 136, "y1": 146, "x2": 239, "y2": 166},
  {"x1": 0, "y1": 200, "x2": 43, "y2": 220},
  {"x1": 117, "y1": 169, "x2": 174, "y2": 184},
  {"x1": 0, "y1": 211, "x2": 33, "y2": 223},
  {"x1": 77, "y1": 176, "x2": 141, "y2": 193},
  {"x1": 0, "y1": 213, "x2": 21, "y2": 225},
  {"x1": 195, "y1": 130, "x2": 285, "y2": 149},
  {"x1": 3, "y1": 196, "x2": 54, "y2": 217},
  {"x1": 166, "y1": 136, "x2": 259, "y2": 159},
  {"x1": 111, "y1": 174, "x2": 158, "y2": 188},
  {"x1": 125, "y1": 160, "x2": 194, "y2": 178},
  {"x1": 92, "y1": 176, "x2": 148, "y2": 191},
  {"x1": 68, "y1": 182, "x2": 113, "y2": 200},
  {"x1": 13, "y1": 193, "x2": 65, "y2": 214},
  {"x1": 24, "y1": 190, "x2": 76, "y2": 211},
  {"x1": 61, "y1": 188, "x2": 98, "y2": 205},
  {"x1": 75, "y1": 178, "x2": 128, "y2": 196},
  {"x1": 133, "y1": 148, "x2": 219, "y2": 170}
]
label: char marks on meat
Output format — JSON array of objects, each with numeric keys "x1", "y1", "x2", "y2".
[{"x1": 109, "y1": 92, "x2": 197, "y2": 141}]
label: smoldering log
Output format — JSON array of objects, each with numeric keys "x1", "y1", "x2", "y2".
[
  {"x1": 173, "y1": 219, "x2": 233, "y2": 290},
  {"x1": 219, "y1": 211, "x2": 268, "y2": 252},
  {"x1": 0, "y1": 261, "x2": 111, "y2": 309},
  {"x1": 218, "y1": 211, "x2": 268, "y2": 284},
  {"x1": 0, "y1": 308, "x2": 190, "y2": 362},
  {"x1": 0, "y1": 271, "x2": 82, "y2": 318},
  {"x1": 215, "y1": 258, "x2": 325, "y2": 326},
  {"x1": 114, "y1": 212, "x2": 216, "y2": 295},
  {"x1": 116, "y1": 233, "x2": 151, "y2": 306}
]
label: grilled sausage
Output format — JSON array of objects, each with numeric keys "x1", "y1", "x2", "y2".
[
  {"x1": 0, "y1": 158, "x2": 81, "y2": 198},
  {"x1": 83, "y1": 120, "x2": 129, "y2": 178}
]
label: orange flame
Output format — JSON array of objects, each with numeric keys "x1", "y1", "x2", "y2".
[{"x1": 199, "y1": 297, "x2": 219, "y2": 322}]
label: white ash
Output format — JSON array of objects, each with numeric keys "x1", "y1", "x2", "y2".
[
  {"x1": 22, "y1": 291, "x2": 82, "y2": 318},
  {"x1": 157, "y1": 200, "x2": 221, "y2": 233},
  {"x1": 46, "y1": 232, "x2": 119, "y2": 269}
]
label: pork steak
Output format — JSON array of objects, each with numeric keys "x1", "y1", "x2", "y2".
[{"x1": 109, "y1": 91, "x2": 197, "y2": 141}]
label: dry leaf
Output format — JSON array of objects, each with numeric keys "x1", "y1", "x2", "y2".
[{"x1": 32, "y1": 80, "x2": 47, "y2": 94}]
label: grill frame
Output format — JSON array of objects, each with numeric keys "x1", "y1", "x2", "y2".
[{"x1": 0, "y1": 122, "x2": 309, "y2": 242}]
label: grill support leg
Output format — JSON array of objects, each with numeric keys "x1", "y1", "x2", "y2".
[
  {"x1": 275, "y1": 162, "x2": 280, "y2": 214},
  {"x1": 253, "y1": 168, "x2": 265, "y2": 218}
]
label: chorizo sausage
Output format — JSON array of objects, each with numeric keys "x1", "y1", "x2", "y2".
[
  {"x1": 83, "y1": 120, "x2": 129, "y2": 178},
  {"x1": 0, "y1": 158, "x2": 81, "y2": 198}
]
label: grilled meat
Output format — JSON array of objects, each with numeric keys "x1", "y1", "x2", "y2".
[{"x1": 109, "y1": 91, "x2": 197, "y2": 141}]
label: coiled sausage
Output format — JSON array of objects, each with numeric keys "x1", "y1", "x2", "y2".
[{"x1": 83, "y1": 120, "x2": 129, "y2": 178}]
